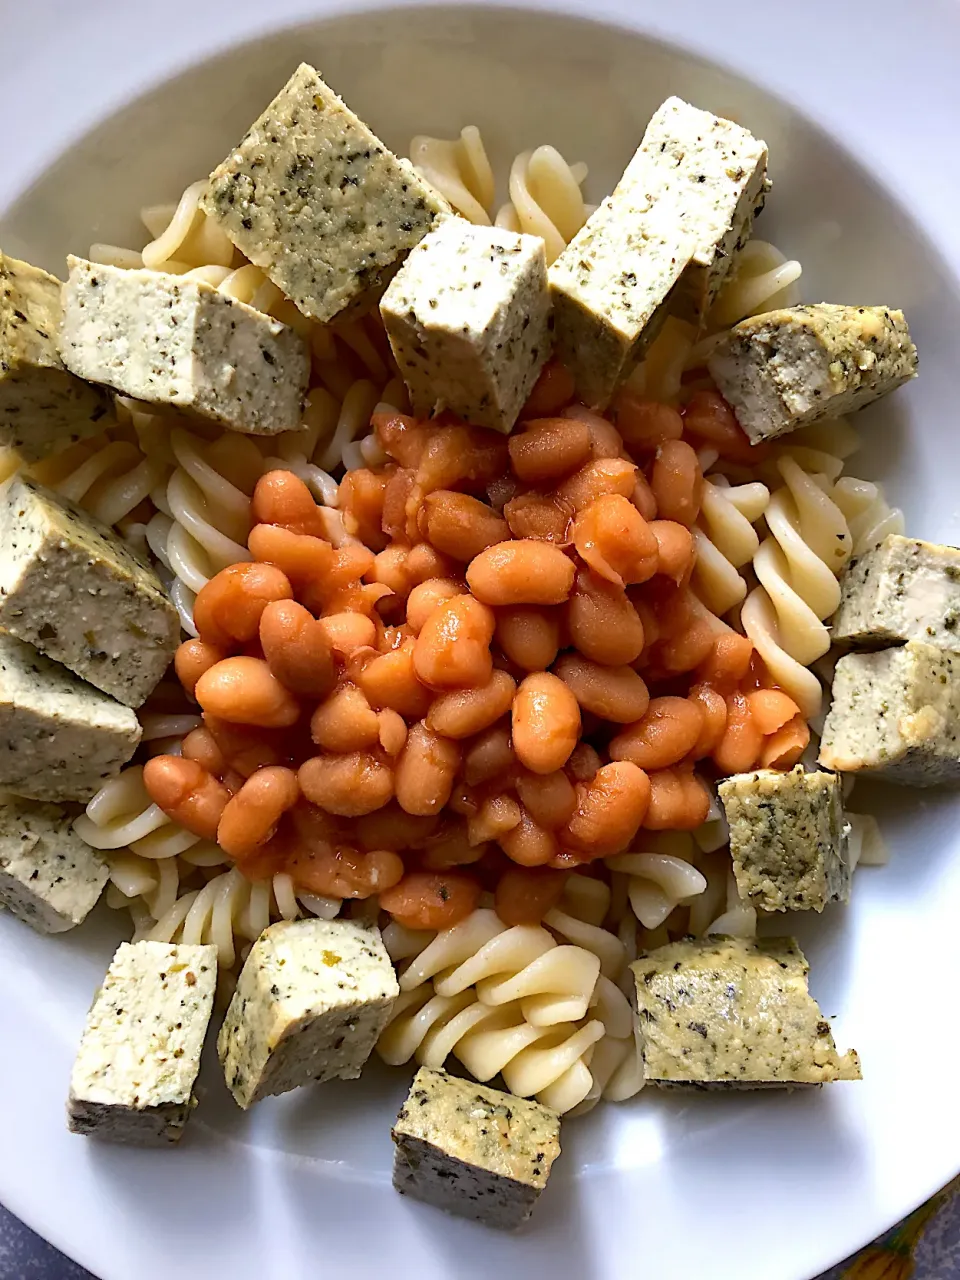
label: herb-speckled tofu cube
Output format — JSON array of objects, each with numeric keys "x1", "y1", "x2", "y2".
[
  {"x1": 0, "y1": 797, "x2": 107, "y2": 933},
  {"x1": 381, "y1": 220, "x2": 551, "y2": 434},
  {"x1": 60, "y1": 257, "x2": 309, "y2": 435},
  {"x1": 832, "y1": 535, "x2": 960, "y2": 652},
  {"x1": 0, "y1": 632, "x2": 141, "y2": 802},
  {"x1": 0, "y1": 473, "x2": 178, "y2": 707},
  {"x1": 0, "y1": 250, "x2": 111, "y2": 462},
  {"x1": 68, "y1": 940, "x2": 217, "y2": 1145},
  {"x1": 218, "y1": 918, "x2": 399, "y2": 1109},
  {"x1": 819, "y1": 641, "x2": 960, "y2": 785},
  {"x1": 707, "y1": 304, "x2": 918, "y2": 443},
  {"x1": 718, "y1": 766, "x2": 851, "y2": 913},
  {"x1": 631, "y1": 936, "x2": 861, "y2": 1088},
  {"x1": 201, "y1": 64, "x2": 450, "y2": 325},
  {"x1": 392, "y1": 1067, "x2": 561, "y2": 1229}
]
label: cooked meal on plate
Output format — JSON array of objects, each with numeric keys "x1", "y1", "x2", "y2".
[{"x1": 0, "y1": 62, "x2": 938, "y2": 1230}]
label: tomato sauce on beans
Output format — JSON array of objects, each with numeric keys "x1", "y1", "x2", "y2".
[{"x1": 152, "y1": 378, "x2": 805, "y2": 934}]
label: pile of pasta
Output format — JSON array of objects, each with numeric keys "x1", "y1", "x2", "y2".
[{"x1": 57, "y1": 127, "x2": 900, "y2": 1112}]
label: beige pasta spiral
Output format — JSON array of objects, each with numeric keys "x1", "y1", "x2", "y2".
[
  {"x1": 409, "y1": 126, "x2": 496, "y2": 224},
  {"x1": 691, "y1": 477, "x2": 770, "y2": 615}
]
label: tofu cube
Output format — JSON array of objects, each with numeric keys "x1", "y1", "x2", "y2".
[
  {"x1": 201, "y1": 64, "x2": 450, "y2": 325},
  {"x1": 718, "y1": 766, "x2": 851, "y2": 913},
  {"x1": 218, "y1": 918, "x2": 399, "y2": 1109},
  {"x1": 0, "y1": 473, "x2": 179, "y2": 707},
  {"x1": 832, "y1": 534, "x2": 960, "y2": 652},
  {"x1": 707, "y1": 303, "x2": 918, "y2": 443},
  {"x1": 549, "y1": 95, "x2": 768, "y2": 409},
  {"x1": 0, "y1": 632, "x2": 141, "y2": 801},
  {"x1": 0, "y1": 250, "x2": 112, "y2": 463},
  {"x1": 60, "y1": 257, "x2": 310, "y2": 436},
  {"x1": 0, "y1": 797, "x2": 108, "y2": 933},
  {"x1": 631, "y1": 936, "x2": 861, "y2": 1087},
  {"x1": 381, "y1": 220, "x2": 551, "y2": 434},
  {"x1": 68, "y1": 940, "x2": 217, "y2": 1145},
  {"x1": 392, "y1": 1066, "x2": 561, "y2": 1229},
  {"x1": 819, "y1": 640, "x2": 960, "y2": 785}
]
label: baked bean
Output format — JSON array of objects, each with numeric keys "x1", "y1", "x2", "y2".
[
  {"x1": 317, "y1": 612, "x2": 378, "y2": 656},
  {"x1": 338, "y1": 468, "x2": 389, "y2": 551},
  {"x1": 566, "y1": 742, "x2": 601, "y2": 781},
  {"x1": 553, "y1": 653, "x2": 650, "y2": 723},
  {"x1": 499, "y1": 808, "x2": 558, "y2": 866},
  {"x1": 247, "y1": 523, "x2": 335, "y2": 590},
  {"x1": 379, "y1": 870, "x2": 482, "y2": 930},
  {"x1": 519, "y1": 359, "x2": 576, "y2": 419},
  {"x1": 175, "y1": 639, "x2": 227, "y2": 699},
  {"x1": 495, "y1": 865, "x2": 568, "y2": 925},
  {"x1": 230, "y1": 831, "x2": 288, "y2": 881},
  {"x1": 467, "y1": 541, "x2": 574, "y2": 607},
  {"x1": 370, "y1": 545, "x2": 413, "y2": 597},
  {"x1": 419, "y1": 821, "x2": 488, "y2": 870},
  {"x1": 217, "y1": 765, "x2": 300, "y2": 858},
  {"x1": 287, "y1": 846, "x2": 405, "y2": 899},
  {"x1": 712, "y1": 691, "x2": 764, "y2": 774},
  {"x1": 632, "y1": 472, "x2": 658, "y2": 522},
  {"x1": 515, "y1": 770, "x2": 577, "y2": 828},
  {"x1": 556, "y1": 457, "x2": 637, "y2": 512},
  {"x1": 427, "y1": 670, "x2": 516, "y2": 740},
  {"x1": 682, "y1": 389, "x2": 767, "y2": 464},
  {"x1": 193, "y1": 562, "x2": 293, "y2": 650},
  {"x1": 306, "y1": 544, "x2": 377, "y2": 615},
  {"x1": 643, "y1": 767, "x2": 712, "y2": 830},
  {"x1": 142, "y1": 755, "x2": 230, "y2": 840},
  {"x1": 252, "y1": 470, "x2": 327, "y2": 536},
  {"x1": 406, "y1": 578, "x2": 465, "y2": 633},
  {"x1": 447, "y1": 780, "x2": 480, "y2": 817},
  {"x1": 180, "y1": 726, "x2": 226, "y2": 776},
  {"x1": 374, "y1": 410, "x2": 431, "y2": 468},
  {"x1": 609, "y1": 696, "x2": 704, "y2": 769},
  {"x1": 653, "y1": 589, "x2": 721, "y2": 676},
  {"x1": 613, "y1": 392, "x2": 684, "y2": 452},
  {"x1": 413, "y1": 425, "x2": 508, "y2": 498},
  {"x1": 512, "y1": 672, "x2": 581, "y2": 774},
  {"x1": 288, "y1": 799, "x2": 348, "y2": 849},
  {"x1": 406, "y1": 541, "x2": 455, "y2": 583},
  {"x1": 310, "y1": 683, "x2": 380, "y2": 752},
  {"x1": 503, "y1": 492, "x2": 574, "y2": 544},
  {"x1": 759, "y1": 714, "x2": 810, "y2": 770},
  {"x1": 565, "y1": 407, "x2": 623, "y2": 461},
  {"x1": 413, "y1": 594, "x2": 495, "y2": 689},
  {"x1": 697, "y1": 632, "x2": 754, "y2": 689},
  {"x1": 629, "y1": 593, "x2": 661, "y2": 655},
  {"x1": 562, "y1": 761, "x2": 651, "y2": 858},
  {"x1": 468, "y1": 793, "x2": 522, "y2": 846},
  {"x1": 566, "y1": 568, "x2": 645, "y2": 665},
  {"x1": 573, "y1": 494, "x2": 658, "y2": 587},
  {"x1": 358, "y1": 639, "x2": 432, "y2": 717},
  {"x1": 355, "y1": 803, "x2": 439, "y2": 851},
  {"x1": 381, "y1": 469, "x2": 417, "y2": 543},
  {"x1": 651, "y1": 440, "x2": 703, "y2": 526},
  {"x1": 258, "y1": 599, "x2": 336, "y2": 698},
  {"x1": 508, "y1": 418, "x2": 591, "y2": 484},
  {"x1": 202, "y1": 716, "x2": 285, "y2": 777},
  {"x1": 195, "y1": 657, "x2": 301, "y2": 728},
  {"x1": 495, "y1": 606, "x2": 561, "y2": 671},
  {"x1": 688, "y1": 682, "x2": 728, "y2": 757},
  {"x1": 378, "y1": 708, "x2": 408, "y2": 757},
  {"x1": 421, "y1": 491, "x2": 508, "y2": 562},
  {"x1": 649, "y1": 520, "x2": 695, "y2": 583},
  {"x1": 746, "y1": 689, "x2": 802, "y2": 735},
  {"x1": 298, "y1": 751, "x2": 394, "y2": 816},
  {"x1": 395, "y1": 721, "x2": 461, "y2": 816},
  {"x1": 462, "y1": 721, "x2": 516, "y2": 786}
]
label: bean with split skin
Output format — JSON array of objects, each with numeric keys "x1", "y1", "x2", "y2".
[
  {"x1": 217, "y1": 766, "x2": 300, "y2": 858},
  {"x1": 298, "y1": 751, "x2": 394, "y2": 816},
  {"x1": 310, "y1": 683, "x2": 380, "y2": 752},
  {"x1": 562, "y1": 761, "x2": 651, "y2": 859},
  {"x1": 413, "y1": 594, "x2": 495, "y2": 689}
]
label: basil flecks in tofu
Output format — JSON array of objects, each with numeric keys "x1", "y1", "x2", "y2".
[
  {"x1": 0, "y1": 797, "x2": 107, "y2": 933},
  {"x1": 708, "y1": 303, "x2": 918, "y2": 443},
  {"x1": 392, "y1": 1066, "x2": 561, "y2": 1230},
  {"x1": 631, "y1": 936, "x2": 861, "y2": 1088},
  {"x1": 68, "y1": 941, "x2": 217, "y2": 1145},
  {"x1": 201, "y1": 64, "x2": 450, "y2": 325},
  {"x1": 0, "y1": 474, "x2": 179, "y2": 707},
  {"x1": 0, "y1": 250, "x2": 112, "y2": 462},
  {"x1": 381, "y1": 220, "x2": 551, "y2": 434},
  {"x1": 60, "y1": 257, "x2": 310, "y2": 435},
  {"x1": 719, "y1": 766, "x2": 851, "y2": 913},
  {"x1": 819, "y1": 641, "x2": 960, "y2": 785},
  {"x1": 218, "y1": 918, "x2": 399, "y2": 1109},
  {"x1": 832, "y1": 535, "x2": 960, "y2": 652},
  {"x1": 0, "y1": 632, "x2": 140, "y2": 802}
]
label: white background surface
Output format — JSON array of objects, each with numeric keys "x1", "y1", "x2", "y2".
[{"x1": 2, "y1": 3, "x2": 960, "y2": 1278}]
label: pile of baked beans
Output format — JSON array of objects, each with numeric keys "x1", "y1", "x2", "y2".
[{"x1": 144, "y1": 364, "x2": 810, "y2": 933}]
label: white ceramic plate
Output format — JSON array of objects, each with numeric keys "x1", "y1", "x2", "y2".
[{"x1": 3, "y1": 3, "x2": 960, "y2": 1278}]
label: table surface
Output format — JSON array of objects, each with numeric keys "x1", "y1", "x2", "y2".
[{"x1": 2, "y1": 1178, "x2": 958, "y2": 1279}]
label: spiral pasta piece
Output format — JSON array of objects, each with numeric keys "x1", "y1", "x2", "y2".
[
  {"x1": 692, "y1": 478, "x2": 770, "y2": 615},
  {"x1": 495, "y1": 146, "x2": 590, "y2": 264},
  {"x1": 75, "y1": 765, "x2": 201, "y2": 859},
  {"x1": 409, "y1": 126, "x2": 495, "y2": 224},
  {"x1": 607, "y1": 833, "x2": 708, "y2": 930},
  {"x1": 708, "y1": 239, "x2": 803, "y2": 330},
  {"x1": 26, "y1": 434, "x2": 169, "y2": 530},
  {"x1": 704, "y1": 870, "x2": 757, "y2": 938}
]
